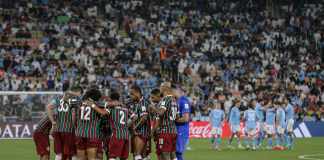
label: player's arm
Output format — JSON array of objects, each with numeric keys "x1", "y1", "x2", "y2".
[
  {"x1": 176, "y1": 112, "x2": 189, "y2": 123},
  {"x1": 46, "y1": 102, "x2": 56, "y2": 125},
  {"x1": 134, "y1": 112, "x2": 148, "y2": 130},
  {"x1": 86, "y1": 100, "x2": 109, "y2": 116},
  {"x1": 176, "y1": 102, "x2": 190, "y2": 123},
  {"x1": 128, "y1": 112, "x2": 137, "y2": 127},
  {"x1": 149, "y1": 103, "x2": 166, "y2": 116},
  {"x1": 151, "y1": 116, "x2": 160, "y2": 137}
]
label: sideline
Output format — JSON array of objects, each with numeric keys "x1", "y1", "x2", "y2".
[{"x1": 298, "y1": 154, "x2": 324, "y2": 160}]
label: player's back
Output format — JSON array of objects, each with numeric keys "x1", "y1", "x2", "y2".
[
  {"x1": 210, "y1": 109, "x2": 224, "y2": 128},
  {"x1": 56, "y1": 96, "x2": 81, "y2": 133},
  {"x1": 158, "y1": 95, "x2": 178, "y2": 135},
  {"x1": 285, "y1": 103, "x2": 294, "y2": 120},
  {"x1": 229, "y1": 106, "x2": 240, "y2": 125},
  {"x1": 75, "y1": 102, "x2": 102, "y2": 139},
  {"x1": 109, "y1": 106, "x2": 131, "y2": 140},
  {"x1": 132, "y1": 98, "x2": 150, "y2": 137},
  {"x1": 255, "y1": 102, "x2": 264, "y2": 122},
  {"x1": 265, "y1": 108, "x2": 276, "y2": 125},
  {"x1": 244, "y1": 109, "x2": 257, "y2": 129},
  {"x1": 277, "y1": 107, "x2": 286, "y2": 127}
]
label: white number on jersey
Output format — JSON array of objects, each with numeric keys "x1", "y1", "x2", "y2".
[
  {"x1": 80, "y1": 106, "x2": 91, "y2": 120},
  {"x1": 169, "y1": 106, "x2": 177, "y2": 121},
  {"x1": 119, "y1": 110, "x2": 126, "y2": 125},
  {"x1": 58, "y1": 100, "x2": 69, "y2": 112}
]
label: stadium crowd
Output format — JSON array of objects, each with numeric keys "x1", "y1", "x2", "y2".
[{"x1": 0, "y1": 0, "x2": 324, "y2": 122}]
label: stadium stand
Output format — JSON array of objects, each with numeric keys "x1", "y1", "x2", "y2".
[{"x1": 0, "y1": 0, "x2": 324, "y2": 122}]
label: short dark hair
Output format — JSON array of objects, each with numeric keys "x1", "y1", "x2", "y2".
[
  {"x1": 71, "y1": 86, "x2": 83, "y2": 94},
  {"x1": 83, "y1": 88, "x2": 102, "y2": 101},
  {"x1": 131, "y1": 85, "x2": 142, "y2": 95},
  {"x1": 62, "y1": 82, "x2": 70, "y2": 92},
  {"x1": 150, "y1": 88, "x2": 160, "y2": 96},
  {"x1": 110, "y1": 91, "x2": 120, "y2": 101}
]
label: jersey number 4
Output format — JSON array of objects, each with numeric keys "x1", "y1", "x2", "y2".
[{"x1": 80, "y1": 106, "x2": 91, "y2": 120}]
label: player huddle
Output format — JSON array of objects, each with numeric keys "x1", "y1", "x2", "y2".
[
  {"x1": 209, "y1": 96, "x2": 295, "y2": 151},
  {"x1": 33, "y1": 82, "x2": 190, "y2": 160}
]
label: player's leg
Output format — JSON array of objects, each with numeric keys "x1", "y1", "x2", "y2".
[
  {"x1": 41, "y1": 155, "x2": 50, "y2": 160},
  {"x1": 33, "y1": 132, "x2": 51, "y2": 160},
  {"x1": 75, "y1": 137, "x2": 87, "y2": 160},
  {"x1": 109, "y1": 136, "x2": 122, "y2": 160},
  {"x1": 96, "y1": 152, "x2": 103, "y2": 160},
  {"x1": 176, "y1": 134, "x2": 185, "y2": 160},
  {"x1": 236, "y1": 132, "x2": 243, "y2": 149},
  {"x1": 257, "y1": 124, "x2": 265, "y2": 147},
  {"x1": 53, "y1": 132, "x2": 63, "y2": 160},
  {"x1": 120, "y1": 139, "x2": 130, "y2": 160},
  {"x1": 86, "y1": 147, "x2": 97, "y2": 160},
  {"x1": 142, "y1": 138, "x2": 151, "y2": 160},
  {"x1": 62, "y1": 133, "x2": 75, "y2": 160},
  {"x1": 214, "y1": 128, "x2": 222, "y2": 150},
  {"x1": 76, "y1": 149, "x2": 86, "y2": 160},
  {"x1": 134, "y1": 136, "x2": 145, "y2": 160}
]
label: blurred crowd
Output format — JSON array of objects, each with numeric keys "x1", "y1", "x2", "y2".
[{"x1": 0, "y1": 0, "x2": 324, "y2": 122}]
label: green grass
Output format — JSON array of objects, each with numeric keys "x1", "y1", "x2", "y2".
[{"x1": 0, "y1": 138, "x2": 324, "y2": 160}]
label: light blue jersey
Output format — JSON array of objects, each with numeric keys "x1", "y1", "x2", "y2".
[
  {"x1": 265, "y1": 108, "x2": 276, "y2": 125},
  {"x1": 244, "y1": 109, "x2": 257, "y2": 129},
  {"x1": 276, "y1": 107, "x2": 286, "y2": 128},
  {"x1": 229, "y1": 106, "x2": 240, "y2": 125},
  {"x1": 255, "y1": 102, "x2": 264, "y2": 122},
  {"x1": 285, "y1": 103, "x2": 294, "y2": 120},
  {"x1": 210, "y1": 109, "x2": 225, "y2": 128}
]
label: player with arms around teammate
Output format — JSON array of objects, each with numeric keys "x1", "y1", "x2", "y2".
[
  {"x1": 264, "y1": 99, "x2": 276, "y2": 149},
  {"x1": 275, "y1": 100, "x2": 286, "y2": 150},
  {"x1": 228, "y1": 98, "x2": 243, "y2": 149},
  {"x1": 254, "y1": 98, "x2": 265, "y2": 148},
  {"x1": 149, "y1": 82, "x2": 179, "y2": 160},
  {"x1": 47, "y1": 86, "x2": 82, "y2": 160},
  {"x1": 243, "y1": 100, "x2": 258, "y2": 150},
  {"x1": 174, "y1": 86, "x2": 191, "y2": 160},
  {"x1": 129, "y1": 85, "x2": 151, "y2": 160},
  {"x1": 209, "y1": 100, "x2": 225, "y2": 150},
  {"x1": 108, "y1": 91, "x2": 136, "y2": 160},
  {"x1": 33, "y1": 115, "x2": 52, "y2": 160},
  {"x1": 74, "y1": 87, "x2": 108, "y2": 160},
  {"x1": 283, "y1": 96, "x2": 295, "y2": 149},
  {"x1": 148, "y1": 88, "x2": 163, "y2": 160}
]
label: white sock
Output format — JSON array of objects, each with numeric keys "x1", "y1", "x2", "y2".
[
  {"x1": 71, "y1": 156, "x2": 77, "y2": 160},
  {"x1": 144, "y1": 155, "x2": 151, "y2": 160},
  {"x1": 55, "y1": 154, "x2": 62, "y2": 160},
  {"x1": 135, "y1": 155, "x2": 142, "y2": 160}
]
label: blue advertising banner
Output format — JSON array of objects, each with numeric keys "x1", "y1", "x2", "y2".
[{"x1": 293, "y1": 122, "x2": 324, "y2": 138}]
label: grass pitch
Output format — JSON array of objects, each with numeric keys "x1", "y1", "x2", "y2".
[{"x1": 0, "y1": 138, "x2": 324, "y2": 160}]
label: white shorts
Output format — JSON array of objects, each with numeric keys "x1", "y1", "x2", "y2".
[
  {"x1": 265, "y1": 124, "x2": 275, "y2": 135},
  {"x1": 245, "y1": 127, "x2": 256, "y2": 136},
  {"x1": 211, "y1": 127, "x2": 222, "y2": 135},
  {"x1": 231, "y1": 124, "x2": 240, "y2": 133},
  {"x1": 277, "y1": 126, "x2": 285, "y2": 135},
  {"x1": 257, "y1": 122, "x2": 265, "y2": 132},
  {"x1": 286, "y1": 119, "x2": 294, "y2": 132}
]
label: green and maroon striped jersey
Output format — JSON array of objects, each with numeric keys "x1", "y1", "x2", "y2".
[
  {"x1": 51, "y1": 96, "x2": 81, "y2": 133},
  {"x1": 108, "y1": 105, "x2": 135, "y2": 140},
  {"x1": 75, "y1": 102, "x2": 102, "y2": 139},
  {"x1": 132, "y1": 97, "x2": 150, "y2": 137},
  {"x1": 35, "y1": 116, "x2": 52, "y2": 134},
  {"x1": 157, "y1": 95, "x2": 178, "y2": 134}
]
